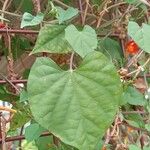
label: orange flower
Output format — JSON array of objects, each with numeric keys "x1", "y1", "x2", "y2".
[{"x1": 125, "y1": 40, "x2": 139, "y2": 54}]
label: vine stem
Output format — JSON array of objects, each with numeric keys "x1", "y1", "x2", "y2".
[
  {"x1": 0, "y1": 131, "x2": 51, "y2": 143},
  {"x1": 78, "y1": 0, "x2": 84, "y2": 24},
  {"x1": 82, "y1": 0, "x2": 89, "y2": 25},
  {"x1": 1, "y1": 0, "x2": 10, "y2": 23},
  {"x1": 127, "y1": 57, "x2": 150, "y2": 77},
  {"x1": 70, "y1": 52, "x2": 75, "y2": 72},
  {"x1": 0, "y1": 9, "x2": 21, "y2": 17}
]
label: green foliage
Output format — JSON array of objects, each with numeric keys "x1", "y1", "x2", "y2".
[
  {"x1": 17, "y1": 140, "x2": 38, "y2": 150},
  {"x1": 25, "y1": 123, "x2": 45, "y2": 142},
  {"x1": 123, "y1": 86, "x2": 145, "y2": 106},
  {"x1": 125, "y1": 113, "x2": 145, "y2": 128},
  {"x1": 13, "y1": 0, "x2": 33, "y2": 13},
  {"x1": 11, "y1": 36, "x2": 31, "y2": 60},
  {"x1": 27, "y1": 51, "x2": 122, "y2": 150},
  {"x1": 145, "y1": 124, "x2": 150, "y2": 132},
  {"x1": 35, "y1": 136, "x2": 53, "y2": 150},
  {"x1": 129, "y1": 145, "x2": 150, "y2": 150},
  {"x1": 128, "y1": 145, "x2": 140, "y2": 150},
  {"x1": 97, "y1": 37, "x2": 122, "y2": 61},
  {"x1": 128, "y1": 21, "x2": 150, "y2": 53},
  {"x1": 91, "y1": 0, "x2": 103, "y2": 5},
  {"x1": 125, "y1": 0, "x2": 139, "y2": 4},
  {"x1": 56, "y1": 7, "x2": 78, "y2": 24},
  {"x1": 32, "y1": 25, "x2": 72, "y2": 54},
  {"x1": 21, "y1": 12, "x2": 44, "y2": 28},
  {"x1": 10, "y1": 103, "x2": 31, "y2": 131},
  {"x1": 20, "y1": 89, "x2": 28, "y2": 102},
  {"x1": 65, "y1": 25, "x2": 98, "y2": 57},
  {"x1": 0, "y1": 85, "x2": 19, "y2": 102}
]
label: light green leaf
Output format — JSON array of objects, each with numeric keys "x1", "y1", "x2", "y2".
[
  {"x1": 97, "y1": 38, "x2": 122, "y2": 61},
  {"x1": 0, "y1": 16, "x2": 9, "y2": 22},
  {"x1": 145, "y1": 124, "x2": 150, "y2": 132},
  {"x1": 128, "y1": 21, "x2": 150, "y2": 53},
  {"x1": 125, "y1": 0, "x2": 139, "y2": 4},
  {"x1": 65, "y1": 25, "x2": 98, "y2": 57},
  {"x1": 126, "y1": 120, "x2": 140, "y2": 128},
  {"x1": 25, "y1": 123, "x2": 45, "y2": 142},
  {"x1": 128, "y1": 145, "x2": 141, "y2": 150},
  {"x1": 20, "y1": 89, "x2": 28, "y2": 102},
  {"x1": 143, "y1": 147, "x2": 150, "y2": 150},
  {"x1": 123, "y1": 86, "x2": 145, "y2": 106},
  {"x1": 56, "y1": 7, "x2": 78, "y2": 24},
  {"x1": 10, "y1": 102, "x2": 31, "y2": 131},
  {"x1": 27, "y1": 51, "x2": 122, "y2": 150},
  {"x1": 21, "y1": 12, "x2": 44, "y2": 28},
  {"x1": 31, "y1": 25, "x2": 72, "y2": 54}
]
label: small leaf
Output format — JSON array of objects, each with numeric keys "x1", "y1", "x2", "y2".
[
  {"x1": 56, "y1": 7, "x2": 78, "y2": 24},
  {"x1": 128, "y1": 145, "x2": 141, "y2": 150},
  {"x1": 65, "y1": 25, "x2": 98, "y2": 57},
  {"x1": 10, "y1": 102, "x2": 31, "y2": 131},
  {"x1": 28, "y1": 51, "x2": 122, "y2": 150},
  {"x1": 126, "y1": 120, "x2": 140, "y2": 128},
  {"x1": 145, "y1": 124, "x2": 150, "y2": 132},
  {"x1": 21, "y1": 12, "x2": 44, "y2": 28},
  {"x1": 143, "y1": 147, "x2": 150, "y2": 150},
  {"x1": 25, "y1": 123, "x2": 45, "y2": 142},
  {"x1": 31, "y1": 25, "x2": 72, "y2": 54},
  {"x1": 20, "y1": 89, "x2": 28, "y2": 102},
  {"x1": 123, "y1": 86, "x2": 145, "y2": 106},
  {"x1": 128, "y1": 21, "x2": 150, "y2": 53},
  {"x1": 96, "y1": 38, "x2": 122, "y2": 61}
]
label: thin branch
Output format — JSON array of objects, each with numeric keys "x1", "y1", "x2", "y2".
[
  {"x1": 0, "y1": 29, "x2": 39, "y2": 34},
  {"x1": 0, "y1": 79, "x2": 27, "y2": 84},
  {"x1": 0, "y1": 73, "x2": 20, "y2": 93},
  {"x1": 0, "y1": 131, "x2": 51, "y2": 143},
  {"x1": 1, "y1": 0, "x2": 10, "y2": 23},
  {"x1": 122, "y1": 111, "x2": 148, "y2": 115},
  {"x1": 78, "y1": 0, "x2": 84, "y2": 24},
  {"x1": 82, "y1": 0, "x2": 89, "y2": 25},
  {"x1": 0, "y1": 9, "x2": 21, "y2": 18},
  {"x1": 69, "y1": 52, "x2": 74, "y2": 72}
]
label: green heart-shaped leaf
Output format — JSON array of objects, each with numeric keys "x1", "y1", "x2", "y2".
[
  {"x1": 31, "y1": 25, "x2": 72, "y2": 54},
  {"x1": 27, "y1": 51, "x2": 122, "y2": 150},
  {"x1": 128, "y1": 21, "x2": 150, "y2": 53},
  {"x1": 25, "y1": 123, "x2": 45, "y2": 142},
  {"x1": 65, "y1": 25, "x2": 98, "y2": 57},
  {"x1": 123, "y1": 86, "x2": 145, "y2": 106},
  {"x1": 56, "y1": 7, "x2": 78, "y2": 24},
  {"x1": 21, "y1": 12, "x2": 44, "y2": 28}
]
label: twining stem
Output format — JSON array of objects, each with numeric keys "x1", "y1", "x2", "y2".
[
  {"x1": 78, "y1": 0, "x2": 84, "y2": 25},
  {"x1": 0, "y1": 9, "x2": 21, "y2": 17},
  {"x1": 82, "y1": 0, "x2": 89, "y2": 25},
  {"x1": 1, "y1": 0, "x2": 10, "y2": 23},
  {"x1": 0, "y1": 73, "x2": 20, "y2": 93},
  {"x1": 127, "y1": 57, "x2": 150, "y2": 77},
  {"x1": 69, "y1": 52, "x2": 75, "y2": 72}
]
